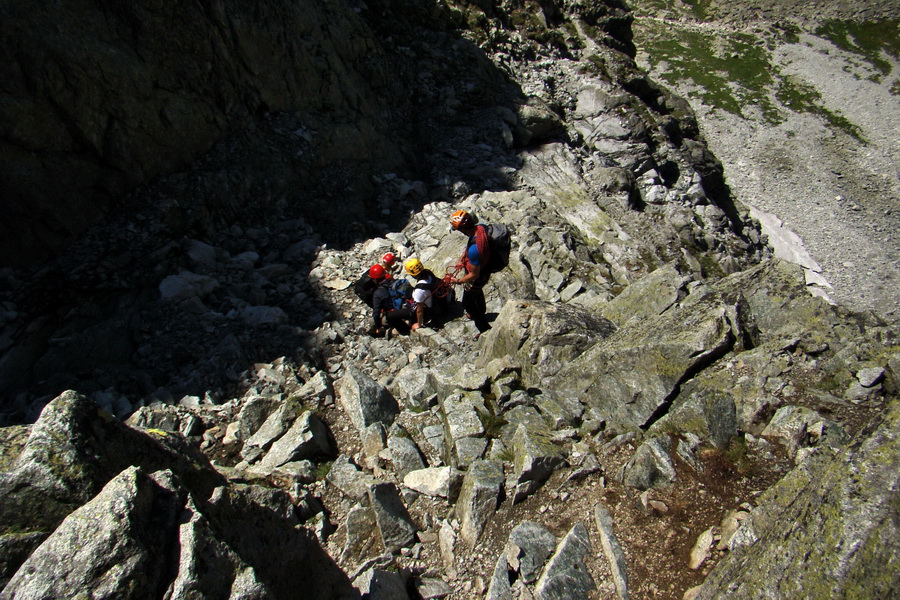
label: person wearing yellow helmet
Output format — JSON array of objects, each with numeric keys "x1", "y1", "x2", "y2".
[
  {"x1": 404, "y1": 257, "x2": 424, "y2": 277},
  {"x1": 389, "y1": 258, "x2": 439, "y2": 332}
]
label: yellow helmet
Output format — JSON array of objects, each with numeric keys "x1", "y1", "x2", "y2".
[
  {"x1": 404, "y1": 257, "x2": 424, "y2": 276},
  {"x1": 450, "y1": 209, "x2": 474, "y2": 229}
]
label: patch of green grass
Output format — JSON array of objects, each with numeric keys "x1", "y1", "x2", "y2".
[
  {"x1": 477, "y1": 408, "x2": 508, "y2": 439},
  {"x1": 629, "y1": 0, "x2": 713, "y2": 21},
  {"x1": 315, "y1": 460, "x2": 333, "y2": 481},
  {"x1": 634, "y1": 18, "x2": 876, "y2": 140},
  {"x1": 775, "y1": 76, "x2": 866, "y2": 142},
  {"x1": 815, "y1": 19, "x2": 900, "y2": 79},
  {"x1": 637, "y1": 22, "x2": 779, "y2": 121}
]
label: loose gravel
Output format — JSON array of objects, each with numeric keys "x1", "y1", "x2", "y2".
[{"x1": 636, "y1": 12, "x2": 900, "y2": 322}]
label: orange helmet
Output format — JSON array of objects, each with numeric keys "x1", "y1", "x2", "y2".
[
  {"x1": 381, "y1": 252, "x2": 396, "y2": 267},
  {"x1": 368, "y1": 264, "x2": 386, "y2": 279},
  {"x1": 450, "y1": 209, "x2": 474, "y2": 229}
]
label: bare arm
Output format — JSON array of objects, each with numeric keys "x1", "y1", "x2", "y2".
[
  {"x1": 452, "y1": 262, "x2": 481, "y2": 285},
  {"x1": 411, "y1": 303, "x2": 426, "y2": 331}
]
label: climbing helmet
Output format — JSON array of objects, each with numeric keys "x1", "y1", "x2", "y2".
[
  {"x1": 450, "y1": 209, "x2": 474, "y2": 229},
  {"x1": 405, "y1": 258, "x2": 424, "y2": 276}
]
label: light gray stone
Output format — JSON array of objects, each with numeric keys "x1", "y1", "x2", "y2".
[
  {"x1": 688, "y1": 527, "x2": 715, "y2": 569},
  {"x1": 326, "y1": 454, "x2": 375, "y2": 500},
  {"x1": 340, "y1": 364, "x2": 401, "y2": 434},
  {"x1": 858, "y1": 366, "x2": 885, "y2": 388},
  {"x1": 414, "y1": 577, "x2": 453, "y2": 600},
  {"x1": 257, "y1": 411, "x2": 334, "y2": 470},
  {"x1": 456, "y1": 459, "x2": 505, "y2": 550},
  {"x1": 534, "y1": 523, "x2": 596, "y2": 600},
  {"x1": 593, "y1": 503, "x2": 629, "y2": 600},
  {"x1": 439, "y1": 520, "x2": 457, "y2": 579},
  {"x1": 391, "y1": 365, "x2": 437, "y2": 411},
  {"x1": 512, "y1": 426, "x2": 566, "y2": 503},
  {"x1": 235, "y1": 396, "x2": 281, "y2": 442},
  {"x1": 486, "y1": 554, "x2": 514, "y2": 600},
  {"x1": 388, "y1": 434, "x2": 426, "y2": 479},
  {"x1": 403, "y1": 467, "x2": 463, "y2": 500},
  {"x1": 242, "y1": 402, "x2": 301, "y2": 460},
  {"x1": 761, "y1": 405, "x2": 847, "y2": 459},
  {"x1": 440, "y1": 391, "x2": 485, "y2": 443},
  {"x1": 620, "y1": 437, "x2": 676, "y2": 491},
  {"x1": 353, "y1": 568, "x2": 410, "y2": 600},
  {"x1": 454, "y1": 436, "x2": 489, "y2": 469},
  {"x1": 368, "y1": 482, "x2": 418, "y2": 553},
  {"x1": 506, "y1": 521, "x2": 557, "y2": 585},
  {"x1": 299, "y1": 371, "x2": 334, "y2": 402},
  {"x1": 342, "y1": 505, "x2": 379, "y2": 564}
]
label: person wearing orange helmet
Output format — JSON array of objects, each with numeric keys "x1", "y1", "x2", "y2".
[{"x1": 448, "y1": 209, "x2": 492, "y2": 334}]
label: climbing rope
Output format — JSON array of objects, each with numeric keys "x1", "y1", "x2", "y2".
[{"x1": 435, "y1": 262, "x2": 465, "y2": 298}]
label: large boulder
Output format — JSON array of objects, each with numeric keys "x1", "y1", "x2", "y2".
[
  {"x1": 3, "y1": 467, "x2": 187, "y2": 598},
  {"x1": 2, "y1": 465, "x2": 355, "y2": 599},
  {"x1": 548, "y1": 286, "x2": 740, "y2": 430},
  {"x1": 695, "y1": 398, "x2": 900, "y2": 599},
  {"x1": 0, "y1": 391, "x2": 222, "y2": 534},
  {"x1": 339, "y1": 364, "x2": 401, "y2": 434},
  {"x1": 478, "y1": 300, "x2": 617, "y2": 386},
  {"x1": 534, "y1": 523, "x2": 596, "y2": 600},
  {"x1": 455, "y1": 459, "x2": 505, "y2": 551}
]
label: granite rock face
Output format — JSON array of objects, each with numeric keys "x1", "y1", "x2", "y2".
[
  {"x1": 1, "y1": 0, "x2": 419, "y2": 266},
  {"x1": 0, "y1": 0, "x2": 898, "y2": 598},
  {"x1": 696, "y1": 398, "x2": 900, "y2": 599}
]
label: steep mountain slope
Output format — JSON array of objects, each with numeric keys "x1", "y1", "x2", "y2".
[
  {"x1": 630, "y1": 1, "x2": 900, "y2": 319},
  {"x1": 0, "y1": 1, "x2": 897, "y2": 599}
]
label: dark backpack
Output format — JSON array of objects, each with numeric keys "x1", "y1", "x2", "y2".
[
  {"x1": 482, "y1": 223, "x2": 512, "y2": 274},
  {"x1": 388, "y1": 278, "x2": 413, "y2": 310},
  {"x1": 354, "y1": 274, "x2": 378, "y2": 306}
]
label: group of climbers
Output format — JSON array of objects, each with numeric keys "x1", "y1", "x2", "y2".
[{"x1": 358, "y1": 209, "x2": 508, "y2": 339}]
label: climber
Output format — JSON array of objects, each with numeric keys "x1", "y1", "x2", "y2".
[
  {"x1": 381, "y1": 251, "x2": 401, "y2": 276},
  {"x1": 354, "y1": 259, "x2": 394, "y2": 307},
  {"x1": 367, "y1": 264, "x2": 395, "y2": 337},
  {"x1": 384, "y1": 258, "x2": 440, "y2": 334},
  {"x1": 448, "y1": 209, "x2": 492, "y2": 335}
]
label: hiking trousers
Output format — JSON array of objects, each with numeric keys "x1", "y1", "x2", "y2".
[
  {"x1": 386, "y1": 308, "x2": 416, "y2": 334},
  {"x1": 462, "y1": 285, "x2": 490, "y2": 333}
]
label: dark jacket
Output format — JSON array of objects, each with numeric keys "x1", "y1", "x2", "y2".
[
  {"x1": 354, "y1": 273, "x2": 379, "y2": 306},
  {"x1": 371, "y1": 280, "x2": 394, "y2": 328}
]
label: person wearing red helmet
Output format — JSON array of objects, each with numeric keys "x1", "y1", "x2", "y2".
[
  {"x1": 381, "y1": 251, "x2": 397, "y2": 270},
  {"x1": 366, "y1": 263, "x2": 397, "y2": 337}
]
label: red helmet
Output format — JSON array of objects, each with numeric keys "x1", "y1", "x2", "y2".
[
  {"x1": 381, "y1": 252, "x2": 397, "y2": 267},
  {"x1": 368, "y1": 264, "x2": 386, "y2": 279}
]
